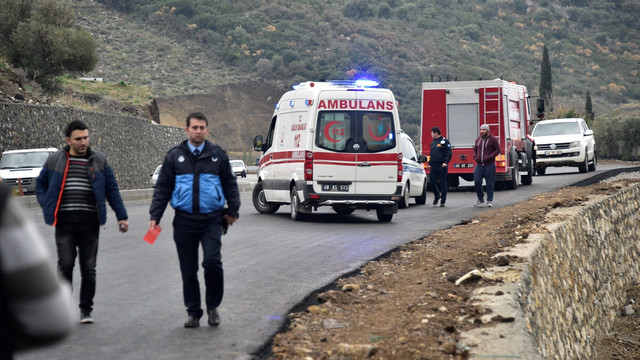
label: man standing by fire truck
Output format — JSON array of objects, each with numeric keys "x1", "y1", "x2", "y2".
[
  {"x1": 427, "y1": 127, "x2": 452, "y2": 207},
  {"x1": 473, "y1": 124, "x2": 500, "y2": 207}
]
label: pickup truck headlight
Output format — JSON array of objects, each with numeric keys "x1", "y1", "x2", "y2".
[{"x1": 569, "y1": 141, "x2": 581, "y2": 148}]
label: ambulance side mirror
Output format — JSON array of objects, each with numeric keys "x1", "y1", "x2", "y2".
[
  {"x1": 418, "y1": 155, "x2": 428, "y2": 163},
  {"x1": 253, "y1": 135, "x2": 264, "y2": 152}
]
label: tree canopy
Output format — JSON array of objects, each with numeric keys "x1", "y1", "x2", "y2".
[{"x1": 0, "y1": 0, "x2": 97, "y2": 89}]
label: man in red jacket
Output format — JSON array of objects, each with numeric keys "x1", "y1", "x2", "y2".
[{"x1": 473, "y1": 124, "x2": 500, "y2": 207}]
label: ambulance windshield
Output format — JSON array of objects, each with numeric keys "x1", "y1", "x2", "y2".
[{"x1": 315, "y1": 111, "x2": 396, "y2": 153}]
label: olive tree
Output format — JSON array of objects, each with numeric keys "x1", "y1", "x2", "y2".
[{"x1": 4, "y1": 0, "x2": 98, "y2": 90}]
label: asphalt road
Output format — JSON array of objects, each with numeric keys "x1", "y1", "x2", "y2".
[{"x1": 16, "y1": 164, "x2": 633, "y2": 360}]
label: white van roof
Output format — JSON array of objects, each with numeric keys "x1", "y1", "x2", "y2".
[{"x1": 2, "y1": 147, "x2": 58, "y2": 155}]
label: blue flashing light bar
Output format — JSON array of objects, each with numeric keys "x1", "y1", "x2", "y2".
[
  {"x1": 328, "y1": 79, "x2": 379, "y2": 88},
  {"x1": 355, "y1": 79, "x2": 379, "y2": 87}
]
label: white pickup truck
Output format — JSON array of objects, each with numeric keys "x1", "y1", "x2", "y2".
[{"x1": 0, "y1": 148, "x2": 57, "y2": 194}]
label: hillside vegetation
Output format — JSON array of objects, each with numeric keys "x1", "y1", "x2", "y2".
[{"x1": 68, "y1": 0, "x2": 639, "y2": 135}]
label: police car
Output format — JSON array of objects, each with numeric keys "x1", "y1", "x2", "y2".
[{"x1": 399, "y1": 132, "x2": 428, "y2": 208}]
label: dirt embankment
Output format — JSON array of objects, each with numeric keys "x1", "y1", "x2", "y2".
[
  {"x1": 265, "y1": 175, "x2": 640, "y2": 360},
  {"x1": 155, "y1": 82, "x2": 286, "y2": 151}
]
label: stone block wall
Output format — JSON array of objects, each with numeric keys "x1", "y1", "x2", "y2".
[
  {"x1": 522, "y1": 184, "x2": 640, "y2": 358},
  {"x1": 1, "y1": 102, "x2": 186, "y2": 189},
  {"x1": 460, "y1": 183, "x2": 640, "y2": 359}
]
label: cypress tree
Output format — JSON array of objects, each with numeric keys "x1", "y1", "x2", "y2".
[
  {"x1": 539, "y1": 45, "x2": 553, "y2": 113},
  {"x1": 585, "y1": 91, "x2": 594, "y2": 121}
]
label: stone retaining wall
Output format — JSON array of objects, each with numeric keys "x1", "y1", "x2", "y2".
[
  {"x1": 461, "y1": 182, "x2": 640, "y2": 359},
  {"x1": 1, "y1": 102, "x2": 185, "y2": 189}
]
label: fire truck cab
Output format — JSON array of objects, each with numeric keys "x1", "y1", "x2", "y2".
[
  {"x1": 253, "y1": 80, "x2": 403, "y2": 222},
  {"x1": 421, "y1": 79, "x2": 536, "y2": 189}
]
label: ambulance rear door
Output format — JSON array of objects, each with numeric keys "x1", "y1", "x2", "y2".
[
  {"x1": 313, "y1": 89, "x2": 398, "y2": 196},
  {"x1": 353, "y1": 89, "x2": 398, "y2": 195}
]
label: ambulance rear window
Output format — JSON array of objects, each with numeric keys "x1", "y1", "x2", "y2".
[{"x1": 316, "y1": 111, "x2": 396, "y2": 153}]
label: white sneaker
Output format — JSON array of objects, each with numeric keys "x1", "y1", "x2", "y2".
[
  {"x1": 80, "y1": 311, "x2": 94, "y2": 324},
  {"x1": 487, "y1": 201, "x2": 493, "y2": 207},
  {"x1": 474, "y1": 199, "x2": 484, "y2": 207}
]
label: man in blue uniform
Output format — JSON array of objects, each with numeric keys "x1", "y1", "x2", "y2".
[
  {"x1": 149, "y1": 112, "x2": 240, "y2": 328},
  {"x1": 427, "y1": 127, "x2": 452, "y2": 207}
]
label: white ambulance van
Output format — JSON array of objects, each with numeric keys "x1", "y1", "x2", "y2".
[{"x1": 252, "y1": 80, "x2": 403, "y2": 222}]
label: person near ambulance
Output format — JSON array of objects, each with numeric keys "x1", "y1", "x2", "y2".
[
  {"x1": 473, "y1": 124, "x2": 500, "y2": 207},
  {"x1": 148, "y1": 112, "x2": 240, "y2": 329},
  {"x1": 426, "y1": 127, "x2": 452, "y2": 207}
]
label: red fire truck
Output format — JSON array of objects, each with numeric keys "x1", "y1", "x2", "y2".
[{"x1": 420, "y1": 79, "x2": 537, "y2": 189}]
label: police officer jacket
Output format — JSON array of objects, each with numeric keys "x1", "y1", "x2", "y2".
[
  {"x1": 428, "y1": 136, "x2": 452, "y2": 166},
  {"x1": 149, "y1": 140, "x2": 240, "y2": 224}
]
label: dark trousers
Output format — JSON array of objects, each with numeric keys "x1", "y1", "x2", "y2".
[
  {"x1": 474, "y1": 163, "x2": 496, "y2": 202},
  {"x1": 173, "y1": 215, "x2": 223, "y2": 318},
  {"x1": 55, "y1": 222, "x2": 100, "y2": 313},
  {"x1": 429, "y1": 164, "x2": 448, "y2": 203}
]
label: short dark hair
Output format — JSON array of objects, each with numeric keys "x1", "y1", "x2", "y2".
[
  {"x1": 186, "y1": 112, "x2": 208, "y2": 127},
  {"x1": 65, "y1": 120, "x2": 89, "y2": 138},
  {"x1": 431, "y1": 126, "x2": 441, "y2": 135}
]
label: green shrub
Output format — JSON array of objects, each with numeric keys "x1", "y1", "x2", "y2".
[{"x1": 592, "y1": 110, "x2": 640, "y2": 160}]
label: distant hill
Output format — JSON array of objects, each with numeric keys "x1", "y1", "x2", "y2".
[{"x1": 55, "y1": 0, "x2": 640, "y2": 144}]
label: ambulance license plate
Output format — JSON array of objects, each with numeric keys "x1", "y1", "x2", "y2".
[{"x1": 322, "y1": 184, "x2": 349, "y2": 192}]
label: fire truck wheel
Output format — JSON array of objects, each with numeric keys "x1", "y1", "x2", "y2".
[
  {"x1": 521, "y1": 154, "x2": 533, "y2": 186},
  {"x1": 376, "y1": 207, "x2": 393, "y2": 222},
  {"x1": 415, "y1": 181, "x2": 427, "y2": 205},
  {"x1": 252, "y1": 182, "x2": 280, "y2": 214},
  {"x1": 399, "y1": 183, "x2": 410, "y2": 209},
  {"x1": 290, "y1": 186, "x2": 307, "y2": 221},
  {"x1": 505, "y1": 153, "x2": 519, "y2": 190},
  {"x1": 536, "y1": 167, "x2": 546, "y2": 175}
]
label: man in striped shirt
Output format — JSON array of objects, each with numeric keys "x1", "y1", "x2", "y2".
[{"x1": 36, "y1": 120, "x2": 129, "y2": 324}]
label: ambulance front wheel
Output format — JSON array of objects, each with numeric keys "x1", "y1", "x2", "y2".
[
  {"x1": 252, "y1": 182, "x2": 280, "y2": 214},
  {"x1": 376, "y1": 207, "x2": 393, "y2": 222}
]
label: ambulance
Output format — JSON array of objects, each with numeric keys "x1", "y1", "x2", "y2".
[{"x1": 252, "y1": 80, "x2": 403, "y2": 222}]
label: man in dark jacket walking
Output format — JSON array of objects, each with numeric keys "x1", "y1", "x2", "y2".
[
  {"x1": 149, "y1": 112, "x2": 240, "y2": 329},
  {"x1": 36, "y1": 120, "x2": 129, "y2": 324},
  {"x1": 473, "y1": 124, "x2": 501, "y2": 207},
  {"x1": 427, "y1": 127, "x2": 452, "y2": 207}
]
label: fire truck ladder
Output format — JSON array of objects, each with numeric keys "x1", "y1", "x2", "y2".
[{"x1": 482, "y1": 87, "x2": 501, "y2": 137}]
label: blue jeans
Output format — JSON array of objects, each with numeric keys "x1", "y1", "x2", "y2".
[
  {"x1": 55, "y1": 222, "x2": 100, "y2": 313},
  {"x1": 173, "y1": 215, "x2": 224, "y2": 318},
  {"x1": 474, "y1": 163, "x2": 496, "y2": 202},
  {"x1": 429, "y1": 164, "x2": 448, "y2": 203}
]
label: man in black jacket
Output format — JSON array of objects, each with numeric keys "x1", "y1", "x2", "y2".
[
  {"x1": 149, "y1": 112, "x2": 240, "y2": 328},
  {"x1": 427, "y1": 127, "x2": 452, "y2": 207}
]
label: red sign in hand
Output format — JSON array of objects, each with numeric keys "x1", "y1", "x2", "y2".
[{"x1": 143, "y1": 225, "x2": 162, "y2": 244}]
